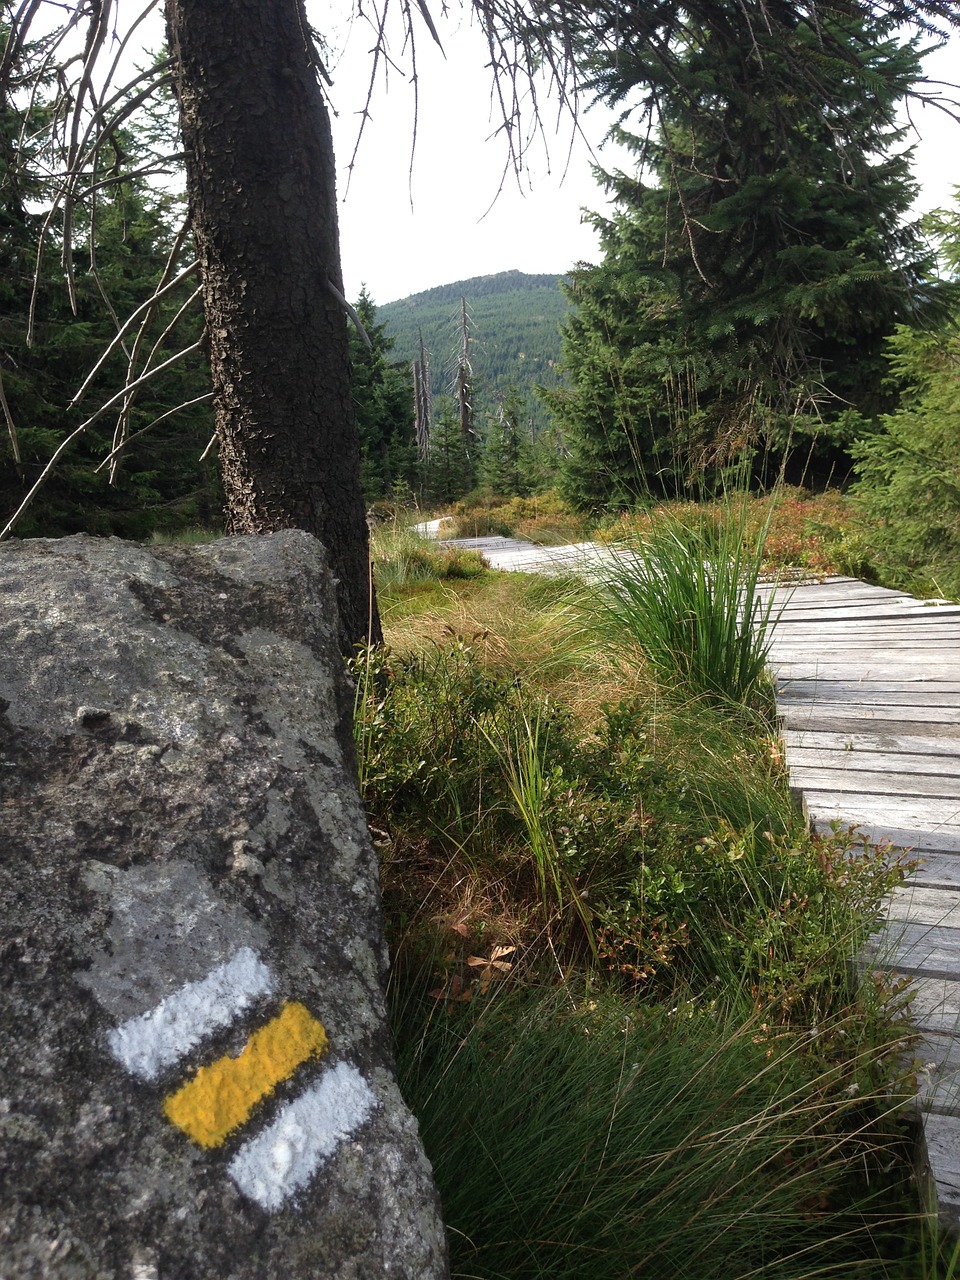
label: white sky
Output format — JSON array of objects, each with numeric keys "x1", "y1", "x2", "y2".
[{"x1": 324, "y1": 9, "x2": 960, "y2": 304}]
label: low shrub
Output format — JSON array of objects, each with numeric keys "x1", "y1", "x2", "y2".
[
  {"x1": 449, "y1": 490, "x2": 593, "y2": 544},
  {"x1": 595, "y1": 487, "x2": 878, "y2": 580},
  {"x1": 352, "y1": 638, "x2": 909, "y2": 1009}
]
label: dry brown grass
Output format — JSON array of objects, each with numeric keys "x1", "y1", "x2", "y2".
[{"x1": 380, "y1": 570, "x2": 653, "y2": 732}]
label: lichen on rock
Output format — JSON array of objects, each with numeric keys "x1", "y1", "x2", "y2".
[{"x1": 0, "y1": 532, "x2": 448, "y2": 1279}]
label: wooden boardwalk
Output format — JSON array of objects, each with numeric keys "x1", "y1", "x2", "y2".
[{"x1": 763, "y1": 576, "x2": 960, "y2": 1223}]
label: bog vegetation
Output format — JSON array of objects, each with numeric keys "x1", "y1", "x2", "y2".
[{"x1": 359, "y1": 503, "x2": 958, "y2": 1278}]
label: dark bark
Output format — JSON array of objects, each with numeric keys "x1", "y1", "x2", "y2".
[{"x1": 164, "y1": 0, "x2": 382, "y2": 653}]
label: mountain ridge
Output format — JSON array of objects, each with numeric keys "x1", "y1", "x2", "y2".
[
  {"x1": 380, "y1": 268, "x2": 568, "y2": 310},
  {"x1": 375, "y1": 270, "x2": 572, "y2": 432}
]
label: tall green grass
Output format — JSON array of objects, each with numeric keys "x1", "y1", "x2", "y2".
[
  {"x1": 592, "y1": 508, "x2": 784, "y2": 711},
  {"x1": 370, "y1": 522, "x2": 486, "y2": 588},
  {"x1": 395, "y1": 981, "x2": 918, "y2": 1280}
]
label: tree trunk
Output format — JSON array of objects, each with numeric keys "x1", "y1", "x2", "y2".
[{"x1": 164, "y1": 0, "x2": 381, "y2": 653}]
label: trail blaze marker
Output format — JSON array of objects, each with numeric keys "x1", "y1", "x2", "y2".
[
  {"x1": 163, "y1": 1001, "x2": 328, "y2": 1148},
  {"x1": 90, "y1": 927, "x2": 379, "y2": 1211},
  {"x1": 108, "y1": 945, "x2": 275, "y2": 1082},
  {"x1": 228, "y1": 1061, "x2": 377, "y2": 1212}
]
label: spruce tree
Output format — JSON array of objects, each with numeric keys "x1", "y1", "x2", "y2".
[
  {"x1": 851, "y1": 202, "x2": 960, "y2": 596},
  {"x1": 482, "y1": 387, "x2": 535, "y2": 497},
  {"x1": 548, "y1": 9, "x2": 945, "y2": 507},
  {"x1": 422, "y1": 399, "x2": 475, "y2": 506},
  {"x1": 0, "y1": 96, "x2": 215, "y2": 539},
  {"x1": 348, "y1": 289, "x2": 418, "y2": 504}
]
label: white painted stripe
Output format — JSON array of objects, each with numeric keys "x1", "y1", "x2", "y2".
[
  {"x1": 227, "y1": 1062, "x2": 378, "y2": 1211},
  {"x1": 107, "y1": 946, "x2": 275, "y2": 1081}
]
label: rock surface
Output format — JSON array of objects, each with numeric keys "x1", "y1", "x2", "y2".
[{"x1": 0, "y1": 532, "x2": 448, "y2": 1279}]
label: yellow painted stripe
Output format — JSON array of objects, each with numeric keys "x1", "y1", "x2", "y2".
[{"x1": 163, "y1": 1002, "x2": 328, "y2": 1149}]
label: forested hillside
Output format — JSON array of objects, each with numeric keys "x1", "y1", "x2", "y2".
[{"x1": 376, "y1": 271, "x2": 570, "y2": 436}]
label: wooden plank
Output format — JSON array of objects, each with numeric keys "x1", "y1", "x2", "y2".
[
  {"x1": 906, "y1": 976, "x2": 960, "y2": 1034},
  {"x1": 791, "y1": 721, "x2": 960, "y2": 740},
  {"x1": 803, "y1": 792, "x2": 960, "y2": 829},
  {"x1": 791, "y1": 768, "x2": 960, "y2": 799},
  {"x1": 773, "y1": 592, "x2": 958, "y2": 609},
  {"x1": 772, "y1": 657, "x2": 960, "y2": 670},
  {"x1": 773, "y1": 662, "x2": 960, "y2": 673},
  {"x1": 770, "y1": 627, "x2": 960, "y2": 643},
  {"x1": 773, "y1": 619, "x2": 960, "y2": 634},
  {"x1": 770, "y1": 638, "x2": 960, "y2": 654},
  {"x1": 888, "y1": 886, "x2": 960, "y2": 929},
  {"x1": 910, "y1": 853, "x2": 960, "y2": 890},
  {"x1": 787, "y1": 747, "x2": 960, "y2": 778},
  {"x1": 771, "y1": 592, "x2": 958, "y2": 610},
  {"x1": 772, "y1": 664, "x2": 960, "y2": 682},
  {"x1": 915, "y1": 1032, "x2": 960, "y2": 1116},
  {"x1": 812, "y1": 817, "x2": 960, "y2": 856},
  {"x1": 779, "y1": 686, "x2": 960, "y2": 705},
  {"x1": 772, "y1": 606, "x2": 959, "y2": 620},
  {"x1": 772, "y1": 612, "x2": 960, "y2": 629},
  {"x1": 770, "y1": 633, "x2": 960, "y2": 647},
  {"x1": 774, "y1": 627, "x2": 960, "y2": 640},
  {"x1": 770, "y1": 608, "x2": 950, "y2": 625},
  {"x1": 784, "y1": 729, "x2": 960, "y2": 755},
  {"x1": 919, "y1": 1112, "x2": 960, "y2": 1223},
  {"x1": 865, "y1": 921, "x2": 960, "y2": 978},
  {"x1": 783, "y1": 705, "x2": 960, "y2": 726}
]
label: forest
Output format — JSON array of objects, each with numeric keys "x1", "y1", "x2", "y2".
[{"x1": 5, "y1": 4, "x2": 958, "y2": 595}]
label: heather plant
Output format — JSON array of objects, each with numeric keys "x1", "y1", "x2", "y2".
[{"x1": 595, "y1": 486, "x2": 875, "y2": 579}]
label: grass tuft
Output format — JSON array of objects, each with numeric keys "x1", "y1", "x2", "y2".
[{"x1": 589, "y1": 506, "x2": 784, "y2": 712}]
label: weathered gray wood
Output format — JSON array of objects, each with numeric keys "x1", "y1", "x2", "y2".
[
  {"x1": 914, "y1": 1032, "x2": 960, "y2": 1116},
  {"x1": 772, "y1": 605, "x2": 960, "y2": 623},
  {"x1": 804, "y1": 792, "x2": 960, "y2": 829},
  {"x1": 907, "y1": 853, "x2": 960, "y2": 890},
  {"x1": 779, "y1": 685, "x2": 960, "y2": 705},
  {"x1": 867, "y1": 921, "x2": 960, "y2": 978},
  {"x1": 787, "y1": 747, "x2": 960, "y2": 778},
  {"x1": 906, "y1": 976, "x2": 960, "y2": 1034},
  {"x1": 773, "y1": 663, "x2": 960, "y2": 681},
  {"x1": 784, "y1": 729, "x2": 960, "y2": 755},
  {"x1": 812, "y1": 816, "x2": 960, "y2": 856},
  {"x1": 783, "y1": 704, "x2": 960, "y2": 725},
  {"x1": 792, "y1": 767, "x2": 960, "y2": 799},
  {"x1": 918, "y1": 1112, "x2": 960, "y2": 1221},
  {"x1": 888, "y1": 886, "x2": 960, "y2": 929},
  {"x1": 788, "y1": 721, "x2": 960, "y2": 742},
  {"x1": 770, "y1": 640, "x2": 960, "y2": 655},
  {"x1": 771, "y1": 632, "x2": 960, "y2": 647}
]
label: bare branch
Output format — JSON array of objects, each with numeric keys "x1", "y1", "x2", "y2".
[
  {"x1": 325, "y1": 278, "x2": 373, "y2": 350},
  {"x1": 109, "y1": 284, "x2": 203, "y2": 481},
  {"x1": 94, "y1": 391, "x2": 215, "y2": 474},
  {"x1": 198, "y1": 432, "x2": 218, "y2": 463},
  {"x1": 70, "y1": 257, "x2": 198, "y2": 406},
  {"x1": 0, "y1": 363, "x2": 22, "y2": 474}
]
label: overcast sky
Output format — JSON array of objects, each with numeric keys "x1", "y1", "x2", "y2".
[{"x1": 324, "y1": 9, "x2": 960, "y2": 305}]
